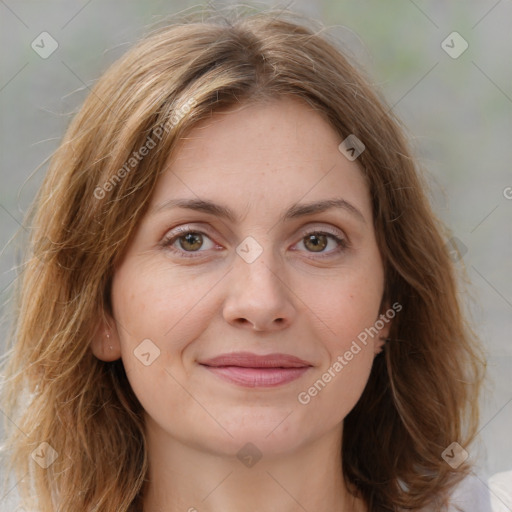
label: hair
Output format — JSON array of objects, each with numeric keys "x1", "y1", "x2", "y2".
[{"x1": 0, "y1": 4, "x2": 485, "y2": 512}]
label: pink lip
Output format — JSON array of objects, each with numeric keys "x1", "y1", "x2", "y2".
[{"x1": 199, "y1": 352, "x2": 312, "y2": 388}]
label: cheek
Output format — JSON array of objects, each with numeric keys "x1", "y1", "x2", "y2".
[
  {"x1": 112, "y1": 264, "x2": 217, "y2": 350},
  {"x1": 308, "y1": 268, "x2": 384, "y2": 348},
  {"x1": 298, "y1": 268, "x2": 383, "y2": 410},
  {"x1": 111, "y1": 264, "x2": 223, "y2": 407},
  {"x1": 110, "y1": 267, "x2": 214, "y2": 430},
  {"x1": 297, "y1": 284, "x2": 379, "y2": 423},
  {"x1": 299, "y1": 345, "x2": 374, "y2": 429}
]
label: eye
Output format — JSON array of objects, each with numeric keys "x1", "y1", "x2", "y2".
[
  {"x1": 293, "y1": 229, "x2": 348, "y2": 258},
  {"x1": 160, "y1": 225, "x2": 349, "y2": 260},
  {"x1": 161, "y1": 228, "x2": 218, "y2": 258}
]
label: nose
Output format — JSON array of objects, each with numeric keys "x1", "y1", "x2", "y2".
[{"x1": 222, "y1": 250, "x2": 296, "y2": 332}]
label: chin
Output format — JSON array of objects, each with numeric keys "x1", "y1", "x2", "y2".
[{"x1": 196, "y1": 409, "x2": 318, "y2": 459}]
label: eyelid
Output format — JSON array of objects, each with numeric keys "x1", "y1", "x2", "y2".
[
  {"x1": 297, "y1": 223, "x2": 346, "y2": 240},
  {"x1": 160, "y1": 224, "x2": 220, "y2": 257},
  {"x1": 160, "y1": 222, "x2": 349, "y2": 258},
  {"x1": 292, "y1": 225, "x2": 349, "y2": 259},
  {"x1": 163, "y1": 222, "x2": 346, "y2": 241}
]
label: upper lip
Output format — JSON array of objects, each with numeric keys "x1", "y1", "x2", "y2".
[{"x1": 199, "y1": 352, "x2": 313, "y2": 368}]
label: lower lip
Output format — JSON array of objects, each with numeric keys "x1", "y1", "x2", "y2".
[{"x1": 201, "y1": 365, "x2": 310, "y2": 387}]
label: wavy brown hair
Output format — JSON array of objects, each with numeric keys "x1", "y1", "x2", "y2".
[{"x1": 0, "y1": 5, "x2": 485, "y2": 511}]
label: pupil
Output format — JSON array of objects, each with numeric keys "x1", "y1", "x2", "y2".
[
  {"x1": 182, "y1": 233, "x2": 202, "y2": 251},
  {"x1": 305, "y1": 234, "x2": 327, "y2": 252},
  {"x1": 178, "y1": 233, "x2": 328, "y2": 253}
]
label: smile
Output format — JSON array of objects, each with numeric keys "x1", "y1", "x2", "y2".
[{"x1": 199, "y1": 352, "x2": 313, "y2": 388}]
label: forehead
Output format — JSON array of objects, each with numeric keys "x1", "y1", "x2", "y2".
[
  {"x1": 150, "y1": 96, "x2": 371, "y2": 220},
  {"x1": 171, "y1": 96, "x2": 338, "y2": 166}
]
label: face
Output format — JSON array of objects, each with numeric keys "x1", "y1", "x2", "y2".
[{"x1": 93, "y1": 96, "x2": 390, "y2": 458}]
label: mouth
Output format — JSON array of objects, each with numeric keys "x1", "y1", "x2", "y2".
[{"x1": 199, "y1": 352, "x2": 313, "y2": 388}]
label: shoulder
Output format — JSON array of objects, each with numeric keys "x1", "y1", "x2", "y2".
[
  {"x1": 435, "y1": 471, "x2": 512, "y2": 512},
  {"x1": 488, "y1": 471, "x2": 512, "y2": 512}
]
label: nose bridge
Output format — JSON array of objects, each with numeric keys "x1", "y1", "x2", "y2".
[
  {"x1": 223, "y1": 235, "x2": 295, "y2": 331},
  {"x1": 234, "y1": 236, "x2": 284, "y2": 300},
  {"x1": 239, "y1": 251, "x2": 279, "y2": 292},
  {"x1": 234, "y1": 234, "x2": 280, "y2": 279}
]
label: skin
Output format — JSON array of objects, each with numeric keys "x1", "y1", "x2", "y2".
[{"x1": 92, "y1": 96, "x2": 391, "y2": 512}]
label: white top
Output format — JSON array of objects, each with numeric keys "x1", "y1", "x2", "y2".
[{"x1": 444, "y1": 471, "x2": 512, "y2": 512}]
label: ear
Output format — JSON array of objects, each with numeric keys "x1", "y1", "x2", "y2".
[
  {"x1": 90, "y1": 312, "x2": 122, "y2": 362},
  {"x1": 373, "y1": 301, "x2": 393, "y2": 356}
]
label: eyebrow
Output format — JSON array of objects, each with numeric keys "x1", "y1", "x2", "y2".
[{"x1": 150, "y1": 197, "x2": 366, "y2": 224}]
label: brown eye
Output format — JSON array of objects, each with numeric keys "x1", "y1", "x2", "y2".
[
  {"x1": 178, "y1": 232, "x2": 204, "y2": 251},
  {"x1": 303, "y1": 234, "x2": 328, "y2": 252},
  {"x1": 294, "y1": 230, "x2": 348, "y2": 258},
  {"x1": 161, "y1": 228, "x2": 218, "y2": 259}
]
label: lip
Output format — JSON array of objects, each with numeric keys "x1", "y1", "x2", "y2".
[
  {"x1": 199, "y1": 352, "x2": 313, "y2": 388},
  {"x1": 200, "y1": 352, "x2": 312, "y2": 368}
]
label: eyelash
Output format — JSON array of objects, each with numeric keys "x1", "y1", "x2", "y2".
[{"x1": 160, "y1": 226, "x2": 349, "y2": 260}]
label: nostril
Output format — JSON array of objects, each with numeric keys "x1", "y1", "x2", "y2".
[{"x1": 234, "y1": 317, "x2": 286, "y2": 330}]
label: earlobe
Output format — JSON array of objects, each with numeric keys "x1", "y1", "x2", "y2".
[
  {"x1": 374, "y1": 302, "x2": 393, "y2": 356},
  {"x1": 90, "y1": 320, "x2": 122, "y2": 362},
  {"x1": 374, "y1": 336, "x2": 387, "y2": 356}
]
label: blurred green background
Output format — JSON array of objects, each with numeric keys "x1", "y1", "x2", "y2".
[{"x1": 1, "y1": 0, "x2": 511, "y2": 507}]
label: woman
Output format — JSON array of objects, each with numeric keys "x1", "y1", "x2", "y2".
[{"x1": 1, "y1": 6, "x2": 486, "y2": 511}]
